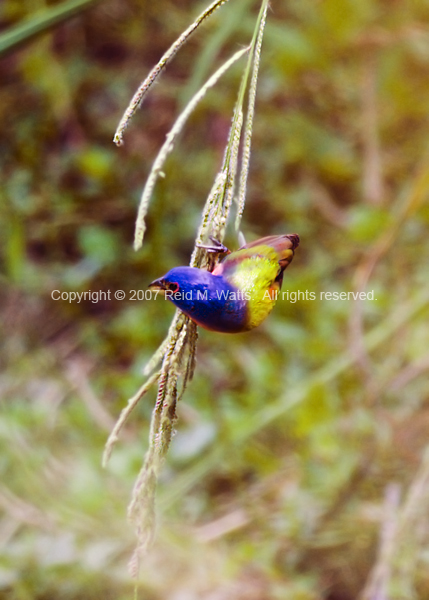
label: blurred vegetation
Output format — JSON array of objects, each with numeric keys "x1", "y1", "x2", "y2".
[{"x1": 1, "y1": 0, "x2": 429, "y2": 598}]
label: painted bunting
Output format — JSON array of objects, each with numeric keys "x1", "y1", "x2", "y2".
[{"x1": 148, "y1": 233, "x2": 299, "y2": 333}]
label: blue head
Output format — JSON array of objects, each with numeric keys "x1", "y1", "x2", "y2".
[{"x1": 148, "y1": 266, "x2": 248, "y2": 333}]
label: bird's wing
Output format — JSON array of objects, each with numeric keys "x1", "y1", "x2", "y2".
[{"x1": 213, "y1": 234, "x2": 299, "y2": 277}]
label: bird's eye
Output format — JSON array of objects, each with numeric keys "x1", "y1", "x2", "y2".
[{"x1": 168, "y1": 282, "x2": 179, "y2": 292}]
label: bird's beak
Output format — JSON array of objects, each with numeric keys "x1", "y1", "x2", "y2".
[{"x1": 148, "y1": 277, "x2": 167, "y2": 292}]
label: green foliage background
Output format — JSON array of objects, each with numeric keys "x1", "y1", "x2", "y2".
[{"x1": 1, "y1": 0, "x2": 429, "y2": 598}]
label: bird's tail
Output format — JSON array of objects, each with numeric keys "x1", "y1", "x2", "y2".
[
  {"x1": 242, "y1": 233, "x2": 299, "y2": 269},
  {"x1": 275, "y1": 234, "x2": 300, "y2": 271}
]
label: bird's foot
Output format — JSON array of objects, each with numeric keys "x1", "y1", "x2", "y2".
[
  {"x1": 197, "y1": 237, "x2": 231, "y2": 273},
  {"x1": 197, "y1": 236, "x2": 231, "y2": 255}
]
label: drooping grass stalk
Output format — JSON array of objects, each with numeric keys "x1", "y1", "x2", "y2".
[
  {"x1": 133, "y1": 46, "x2": 249, "y2": 251},
  {"x1": 235, "y1": 0, "x2": 267, "y2": 230},
  {"x1": 126, "y1": 312, "x2": 198, "y2": 566},
  {"x1": 106, "y1": 0, "x2": 270, "y2": 568},
  {"x1": 191, "y1": 0, "x2": 268, "y2": 259},
  {"x1": 102, "y1": 371, "x2": 160, "y2": 467},
  {"x1": 113, "y1": 0, "x2": 231, "y2": 147}
]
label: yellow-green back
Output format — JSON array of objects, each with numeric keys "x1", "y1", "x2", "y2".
[{"x1": 221, "y1": 244, "x2": 281, "y2": 330}]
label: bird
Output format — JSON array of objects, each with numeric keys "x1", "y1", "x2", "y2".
[{"x1": 148, "y1": 233, "x2": 300, "y2": 333}]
